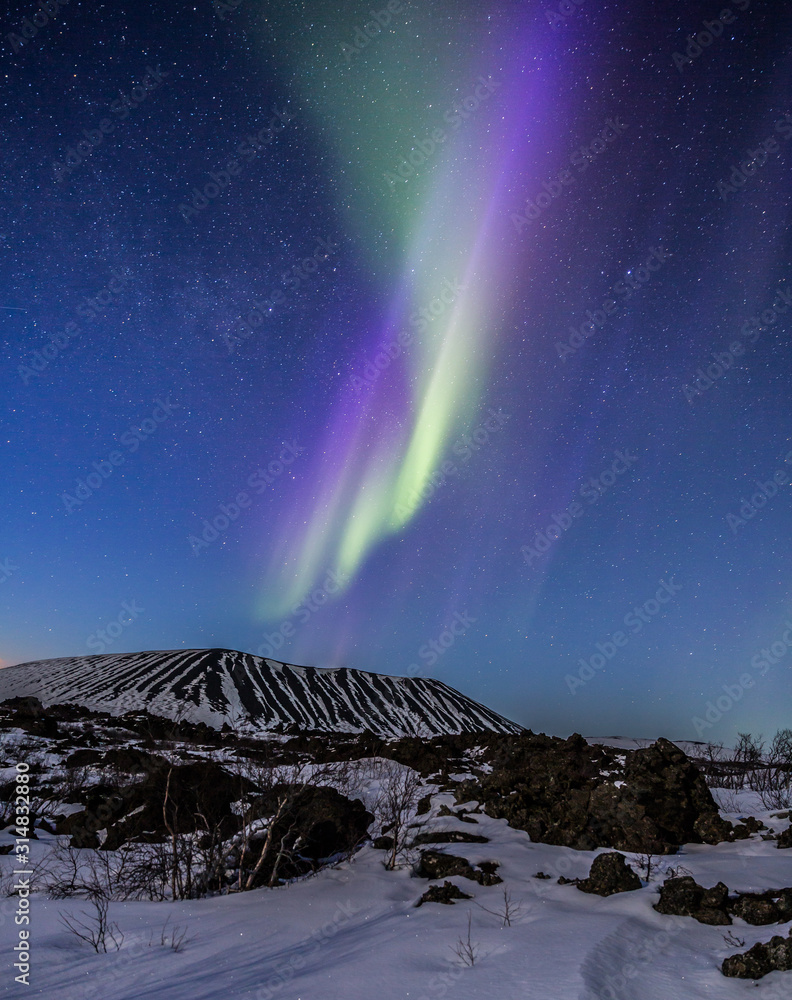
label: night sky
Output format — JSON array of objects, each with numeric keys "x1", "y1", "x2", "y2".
[{"x1": 2, "y1": 0, "x2": 791, "y2": 743}]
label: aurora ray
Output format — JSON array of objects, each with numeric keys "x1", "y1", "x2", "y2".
[{"x1": 258, "y1": 17, "x2": 550, "y2": 619}]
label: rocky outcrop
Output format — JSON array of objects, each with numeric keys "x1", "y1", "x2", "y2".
[
  {"x1": 241, "y1": 785, "x2": 372, "y2": 886},
  {"x1": 455, "y1": 734, "x2": 731, "y2": 853},
  {"x1": 654, "y1": 876, "x2": 731, "y2": 925},
  {"x1": 416, "y1": 881, "x2": 473, "y2": 906},
  {"x1": 654, "y1": 877, "x2": 792, "y2": 926},
  {"x1": 731, "y1": 816, "x2": 765, "y2": 839},
  {"x1": 722, "y1": 930, "x2": 792, "y2": 979},
  {"x1": 57, "y1": 758, "x2": 245, "y2": 850},
  {"x1": 730, "y1": 889, "x2": 792, "y2": 924},
  {"x1": 53, "y1": 755, "x2": 371, "y2": 888},
  {"x1": 577, "y1": 852, "x2": 641, "y2": 896},
  {"x1": 411, "y1": 830, "x2": 489, "y2": 846},
  {"x1": 416, "y1": 850, "x2": 501, "y2": 886}
]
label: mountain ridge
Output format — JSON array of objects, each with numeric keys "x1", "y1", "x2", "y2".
[{"x1": 0, "y1": 647, "x2": 523, "y2": 737}]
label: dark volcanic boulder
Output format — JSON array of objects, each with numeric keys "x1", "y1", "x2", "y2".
[
  {"x1": 64, "y1": 748, "x2": 104, "y2": 768},
  {"x1": 102, "y1": 759, "x2": 245, "y2": 850},
  {"x1": 730, "y1": 816, "x2": 765, "y2": 840},
  {"x1": 729, "y1": 889, "x2": 792, "y2": 925},
  {"x1": 411, "y1": 830, "x2": 489, "y2": 846},
  {"x1": 778, "y1": 824, "x2": 792, "y2": 849},
  {"x1": 416, "y1": 794, "x2": 432, "y2": 816},
  {"x1": 416, "y1": 880, "x2": 473, "y2": 906},
  {"x1": 242, "y1": 785, "x2": 372, "y2": 887},
  {"x1": 416, "y1": 850, "x2": 502, "y2": 886},
  {"x1": 622, "y1": 739, "x2": 732, "y2": 848},
  {"x1": 722, "y1": 930, "x2": 792, "y2": 979},
  {"x1": 101, "y1": 747, "x2": 157, "y2": 774},
  {"x1": 474, "y1": 861, "x2": 503, "y2": 886},
  {"x1": 577, "y1": 852, "x2": 641, "y2": 896},
  {"x1": 417, "y1": 850, "x2": 475, "y2": 881},
  {"x1": 1, "y1": 696, "x2": 58, "y2": 737},
  {"x1": 454, "y1": 734, "x2": 731, "y2": 853},
  {"x1": 654, "y1": 876, "x2": 731, "y2": 925}
]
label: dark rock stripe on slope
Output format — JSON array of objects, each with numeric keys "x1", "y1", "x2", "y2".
[{"x1": 0, "y1": 648, "x2": 523, "y2": 738}]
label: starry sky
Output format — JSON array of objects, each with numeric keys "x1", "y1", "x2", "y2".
[{"x1": 2, "y1": 0, "x2": 791, "y2": 743}]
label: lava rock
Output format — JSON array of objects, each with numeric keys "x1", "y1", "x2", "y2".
[
  {"x1": 64, "y1": 748, "x2": 104, "y2": 768},
  {"x1": 474, "y1": 861, "x2": 503, "y2": 886},
  {"x1": 731, "y1": 816, "x2": 766, "y2": 839},
  {"x1": 437, "y1": 804, "x2": 478, "y2": 823},
  {"x1": 417, "y1": 850, "x2": 475, "y2": 881},
  {"x1": 416, "y1": 880, "x2": 473, "y2": 906},
  {"x1": 722, "y1": 929, "x2": 792, "y2": 979},
  {"x1": 729, "y1": 889, "x2": 792, "y2": 925},
  {"x1": 411, "y1": 830, "x2": 489, "y2": 845},
  {"x1": 777, "y1": 824, "x2": 792, "y2": 849},
  {"x1": 241, "y1": 785, "x2": 373, "y2": 887},
  {"x1": 415, "y1": 794, "x2": 432, "y2": 816},
  {"x1": 577, "y1": 852, "x2": 642, "y2": 896},
  {"x1": 455, "y1": 734, "x2": 731, "y2": 854},
  {"x1": 654, "y1": 876, "x2": 731, "y2": 925},
  {"x1": 416, "y1": 849, "x2": 502, "y2": 886}
]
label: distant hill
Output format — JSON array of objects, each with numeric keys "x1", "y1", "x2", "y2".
[{"x1": 0, "y1": 648, "x2": 523, "y2": 737}]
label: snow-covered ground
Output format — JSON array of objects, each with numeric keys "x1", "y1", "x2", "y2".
[{"x1": 1, "y1": 781, "x2": 789, "y2": 1000}]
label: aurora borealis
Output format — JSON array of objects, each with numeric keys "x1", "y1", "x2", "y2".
[{"x1": 1, "y1": 0, "x2": 791, "y2": 741}]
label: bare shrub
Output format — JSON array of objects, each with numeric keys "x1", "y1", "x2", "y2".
[
  {"x1": 451, "y1": 911, "x2": 478, "y2": 967},
  {"x1": 36, "y1": 837, "x2": 168, "y2": 902},
  {"x1": 152, "y1": 915, "x2": 190, "y2": 952},
  {"x1": 371, "y1": 760, "x2": 423, "y2": 870},
  {"x1": 633, "y1": 853, "x2": 660, "y2": 882},
  {"x1": 475, "y1": 886, "x2": 523, "y2": 927},
  {"x1": 59, "y1": 895, "x2": 124, "y2": 953},
  {"x1": 723, "y1": 929, "x2": 746, "y2": 949}
]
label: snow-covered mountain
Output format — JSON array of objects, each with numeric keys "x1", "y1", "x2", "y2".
[{"x1": 0, "y1": 648, "x2": 523, "y2": 737}]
